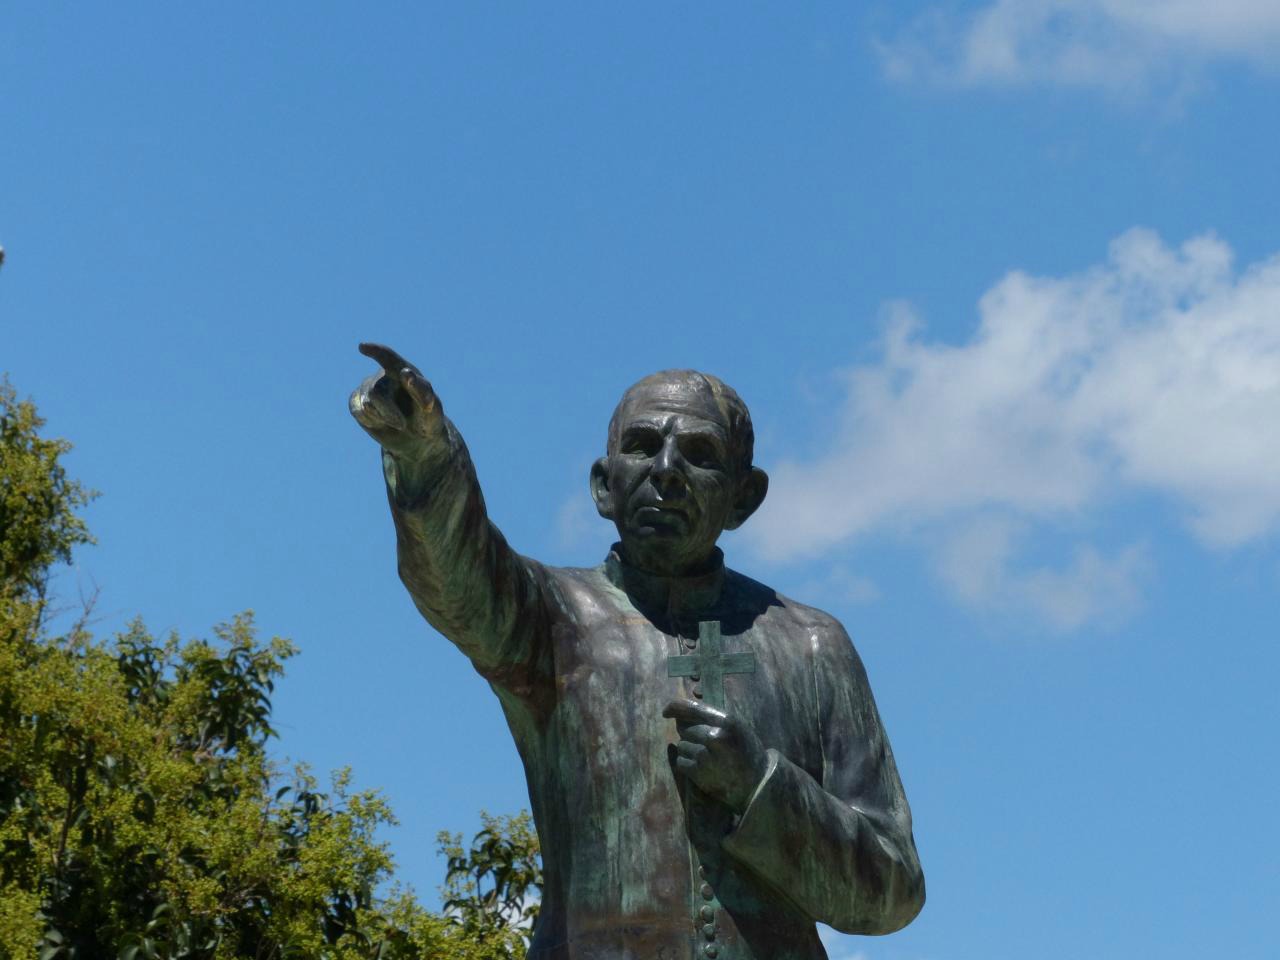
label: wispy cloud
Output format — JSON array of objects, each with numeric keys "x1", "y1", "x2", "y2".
[
  {"x1": 556, "y1": 489, "x2": 599, "y2": 550},
  {"x1": 748, "y1": 227, "x2": 1280, "y2": 626},
  {"x1": 817, "y1": 923, "x2": 870, "y2": 960},
  {"x1": 877, "y1": 0, "x2": 1280, "y2": 98},
  {"x1": 788, "y1": 565, "x2": 882, "y2": 608},
  {"x1": 936, "y1": 515, "x2": 1149, "y2": 629}
]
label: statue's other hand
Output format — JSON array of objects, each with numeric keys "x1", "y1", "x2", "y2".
[
  {"x1": 663, "y1": 698, "x2": 769, "y2": 813},
  {"x1": 349, "y1": 342, "x2": 445, "y2": 463}
]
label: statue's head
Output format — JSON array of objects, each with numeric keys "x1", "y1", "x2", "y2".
[{"x1": 591, "y1": 370, "x2": 769, "y2": 577}]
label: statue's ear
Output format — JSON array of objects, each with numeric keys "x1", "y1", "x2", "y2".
[
  {"x1": 724, "y1": 466, "x2": 768, "y2": 531},
  {"x1": 590, "y1": 457, "x2": 614, "y2": 520}
]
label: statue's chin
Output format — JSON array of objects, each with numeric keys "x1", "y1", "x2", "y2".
[
  {"x1": 624, "y1": 525, "x2": 692, "y2": 555},
  {"x1": 619, "y1": 535, "x2": 718, "y2": 579},
  {"x1": 631, "y1": 523, "x2": 682, "y2": 539},
  {"x1": 631, "y1": 506, "x2": 689, "y2": 532}
]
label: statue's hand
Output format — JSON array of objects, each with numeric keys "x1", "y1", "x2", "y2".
[
  {"x1": 663, "y1": 698, "x2": 769, "y2": 812},
  {"x1": 349, "y1": 342, "x2": 445, "y2": 463}
]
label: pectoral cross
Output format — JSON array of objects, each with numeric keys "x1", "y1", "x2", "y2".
[{"x1": 667, "y1": 621, "x2": 755, "y2": 710}]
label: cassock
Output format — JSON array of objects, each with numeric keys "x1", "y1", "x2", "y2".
[{"x1": 380, "y1": 423, "x2": 925, "y2": 960}]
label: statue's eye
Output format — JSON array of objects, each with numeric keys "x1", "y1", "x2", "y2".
[
  {"x1": 621, "y1": 430, "x2": 661, "y2": 456},
  {"x1": 680, "y1": 437, "x2": 721, "y2": 469}
]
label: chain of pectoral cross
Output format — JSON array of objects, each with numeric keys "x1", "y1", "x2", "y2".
[{"x1": 666, "y1": 620, "x2": 755, "y2": 710}]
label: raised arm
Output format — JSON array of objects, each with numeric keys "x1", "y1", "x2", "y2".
[{"x1": 349, "y1": 343, "x2": 549, "y2": 690}]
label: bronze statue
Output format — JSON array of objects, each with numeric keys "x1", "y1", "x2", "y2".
[{"x1": 350, "y1": 343, "x2": 924, "y2": 960}]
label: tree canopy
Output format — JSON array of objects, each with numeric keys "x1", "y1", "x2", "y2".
[{"x1": 0, "y1": 379, "x2": 540, "y2": 960}]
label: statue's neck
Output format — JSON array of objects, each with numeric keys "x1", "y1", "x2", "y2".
[{"x1": 604, "y1": 544, "x2": 725, "y2": 617}]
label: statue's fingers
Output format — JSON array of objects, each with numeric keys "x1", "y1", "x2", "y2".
[
  {"x1": 663, "y1": 698, "x2": 726, "y2": 725},
  {"x1": 674, "y1": 756, "x2": 699, "y2": 776},
  {"x1": 349, "y1": 382, "x2": 385, "y2": 426},
  {"x1": 350, "y1": 379, "x2": 406, "y2": 431},
  {"x1": 675, "y1": 741, "x2": 707, "y2": 762},
  {"x1": 402, "y1": 368, "x2": 439, "y2": 414},
  {"x1": 674, "y1": 721, "x2": 717, "y2": 745},
  {"x1": 358, "y1": 342, "x2": 417, "y2": 379},
  {"x1": 349, "y1": 387, "x2": 374, "y2": 424}
]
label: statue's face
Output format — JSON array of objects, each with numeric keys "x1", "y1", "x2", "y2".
[{"x1": 591, "y1": 376, "x2": 765, "y2": 576}]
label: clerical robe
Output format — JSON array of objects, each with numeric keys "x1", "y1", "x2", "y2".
[{"x1": 380, "y1": 423, "x2": 924, "y2": 960}]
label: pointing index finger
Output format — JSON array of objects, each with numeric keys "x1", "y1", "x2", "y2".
[
  {"x1": 358, "y1": 342, "x2": 417, "y2": 379},
  {"x1": 663, "y1": 698, "x2": 726, "y2": 725}
]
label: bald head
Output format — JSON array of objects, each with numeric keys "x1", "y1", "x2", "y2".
[{"x1": 607, "y1": 369, "x2": 755, "y2": 476}]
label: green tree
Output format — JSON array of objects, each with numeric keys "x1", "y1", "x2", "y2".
[
  {"x1": 0, "y1": 379, "x2": 94, "y2": 616},
  {"x1": 0, "y1": 380, "x2": 541, "y2": 960},
  {"x1": 438, "y1": 813, "x2": 541, "y2": 942}
]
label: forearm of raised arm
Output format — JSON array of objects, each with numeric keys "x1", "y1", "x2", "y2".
[{"x1": 382, "y1": 418, "x2": 546, "y2": 679}]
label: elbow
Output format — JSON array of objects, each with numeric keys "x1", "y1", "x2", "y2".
[
  {"x1": 828, "y1": 858, "x2": 925, "y2": 937},
  {"x1": 870, "y1": 860, "x2": 926, "y2": 935},
  {"x1": 875, "y1": 867, "x2": 925, "y2": 935}
]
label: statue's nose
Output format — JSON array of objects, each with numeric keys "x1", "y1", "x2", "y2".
[{"x1": 651, "y1": 439, "x2": 686, "y2": 496}]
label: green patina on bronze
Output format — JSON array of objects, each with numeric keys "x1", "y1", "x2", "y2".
[
  {"x1": 667, "y1": 622, "x2": 755, "y2": 711},
  {"x1": 350, "y1": 344, "x2": 925, "y2": 960}
]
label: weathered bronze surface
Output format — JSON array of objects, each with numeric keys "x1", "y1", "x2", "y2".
[
  {"x1": 667, "y1": 621, "x2": 755, "y2": 710},
  {"x1": 350, "y1": 345, "x2": 925, "y2": 959}
]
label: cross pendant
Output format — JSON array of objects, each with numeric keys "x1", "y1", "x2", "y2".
[{"x1": 667, "y1": 621, "x2": 756, "y2": 711}]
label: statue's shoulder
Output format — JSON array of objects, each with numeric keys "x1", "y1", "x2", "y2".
[
  {"x1": 544, "y1": 560, "x2": 617, "y2": 592},
  {"x1": 536, "y1": 561, "x2": 623, "y2": 625},
  {"x1": 722, "y1": 567, "x2": 875, "y2": 690},
  {"x1": 722, "y1": 567, "x2": 853, "y2": 645}
]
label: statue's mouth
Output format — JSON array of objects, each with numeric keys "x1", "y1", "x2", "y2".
[{"x1": 634, "y1": 505, "x2": 689, "y2": 529}]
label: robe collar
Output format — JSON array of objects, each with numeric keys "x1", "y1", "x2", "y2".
[{"x1": 604, "y1": 543, "x2": 725, "y2": 617}]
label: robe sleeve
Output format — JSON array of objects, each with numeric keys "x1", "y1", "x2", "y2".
[
  {"x1": 720, "y1": 623, "x2": 925, "y2": 935},
  {"x1": 379, "y1": 416, "x2": 551, "y2": 697}
]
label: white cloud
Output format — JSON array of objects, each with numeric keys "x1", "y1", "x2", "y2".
[
  {"x1": 789, "y1": 565, "x2": 882, "y2": 607},
  {"x1": 555, "y1": 456, "x2": 608, "y2": 552},
  {"x1": 556, "y1": 490, "x2": 599, "y2": 550},
  {"x1": 878, "y1": 0, "x2": 1280, "y2": 96},
  {"x1": 817, "y1": 923, "x2": 870, "y2": 960},
  {"x1": 747, "y1": 228, "x2": 1280, "y2": 625},
  {"x1": 937, "y1": 515, "x2": 1149, "y2": 629}
]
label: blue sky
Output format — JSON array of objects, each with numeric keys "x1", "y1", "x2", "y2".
[{"x1": 3, "y1": 4, "x2": 1279, "y2": 958}]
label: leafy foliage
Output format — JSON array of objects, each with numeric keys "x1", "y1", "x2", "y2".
[
  {"x1": 439, "y1": 813, "x2": 541, "y2": 940},
  {"x1": 0, "y1": 378, "x2": 94, "y2": 609},
  {"x1": 0, "y1": 381, "x2": 541, "y2": 959}
]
